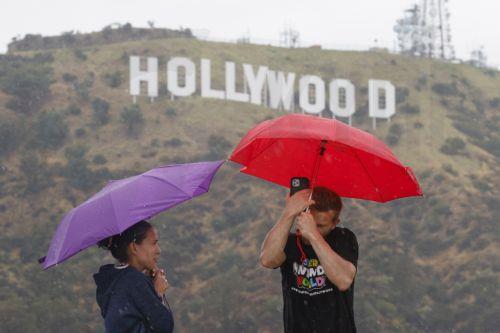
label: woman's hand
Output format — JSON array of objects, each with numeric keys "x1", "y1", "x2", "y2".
[{"x1": 152, "y1": 268, "x2": 169, "y2": 296}]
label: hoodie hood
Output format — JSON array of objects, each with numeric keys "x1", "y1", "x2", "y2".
[{"x1": 93, "y1": 264, "x2": 131, "y2": 317}]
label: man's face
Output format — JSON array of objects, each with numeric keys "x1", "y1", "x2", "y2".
[
  {"x1": 134, "y1": 228, "x2": 161, "y2": 271},
  {"x1": 310, "y1": 208, "x2": 339, "y2": 237}
]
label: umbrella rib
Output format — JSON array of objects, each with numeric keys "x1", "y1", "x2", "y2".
[
  {"x1": 143, "y1": 174, "x2": 195, "y2": 198},
  {"x1": 108, "y1": 192, "x2": 125, "y2": 234},
  {"x1": 353, "y1": 150, "x2": 385, "y2": 202},
  {"x1": 230, "y1": 121, "x2": 275, "y2": 158},
  {"x1": 239, "y1": 138, "x2": 281, "y2": 168}
]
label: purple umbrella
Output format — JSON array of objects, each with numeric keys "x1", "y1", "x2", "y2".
[{"x1": 40, "y1": 160, "x2": 225, "y2": 269}]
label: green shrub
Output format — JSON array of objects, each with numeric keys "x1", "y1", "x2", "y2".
[
  {"x1": 73, "y1": 49, "x2": 87, "y2": 61},
  {"x1": 206, "y1": 134, "x2": 232, "y2": 159},
  {"x1": 91, "y1": 98, "x2": 110, "y2": 125},
  {"x1": 150, "y1": 138, "x2": 160, "y2": 147},
  {"x1": 92, "y1": 154, "x2": 107, "y2": 165},
  {"x1": 452, "y1": 120, "x2": 482, "y2": 140},
  {"x1": 61, "y1": 30, "x2": 76, "y2": 45},
  {"x1": 63, "y1": 145, "x2": 95, "y2": 191},
  {"x1": 471, "y1": 177, "x2": 491, "y2": 192},
  {"x1": 415, "y1": 237, "x2": 448, "y2": 257},
  {"x1": 0, "y1": 115, "x2": 23, "y2": 157},
  {"x1": 0, "y1": 61, "x2": 54, "y2": 113},
  {"x1": 75, "y1": 127, "x2": 86, "y2": 138},
  {"x1": 223, "y1": 203, "x2": 260, "y2": 225},
  {"x1": 472, "y1": 99, "x2": 485, "y2": 113},
  {"x1": 416, "y1": 75, "x2": 427, "y2": 89},
  {"x1": 20, "y1": 151, "x2": 52, "y2": 194},
  {"x1": 140, "y1": 148, "x2": 157, "y2": 159},
  {"x1": 32, "y1": 52, "x2": 54, "y2": 63},
  {"x1": 400, "y1": 104, "x2": 420, "y2": 114},
  {"x1": 212, "y1": 219, "x2": 230, "y2": 231},
  {"x1": 66, "y1": 104, "x2": 81, "y2": 116},
  {"x1": 64, "y1": 145, "x2": 86, "y2": 160},
  {"x1": 163, "y1": 138, "x2": 183, "y2": 147},
  {"x1": 440, "y1": 137, "x2": 466, "y2": 155},
  {"x1": 489, "y1": 97, "x2": 500, "y2": 109},
  {"x1": 165, "y1": 107, "x2": 177, "y2": 117},
  {"x1": 120, "y1": 51, "x2": 129, "y2": 64},
  {"x1": 396, "y1": 87, "x2": 409, "y2": 104},
  {"x1": 386, "y1": 123, "x2": 403, "y2": 146},
  {"x1": 32, "y1": 112, "x2": 68, "y2": 150},
  {"x1": 442, "y1": 164, "x2": 458, "y2": 176},
  {"x1": 62, "y1": 73, "x2": 77, "y2": 83},
  {"x1": 72, "y1": 77, "x2": 93, "y2": 101},
  {"x1": 120, "y1": 104, "x2": 144, "y2": 136},
  {"x1": 432, "y1": 83, "x2": 458, "y2": 96},
  {"x1": 433, "y1": 173, "x2": 446, "y2": 183},
  {"x1": 103, "y1": 71, "x2": 123, "y2": 88}
]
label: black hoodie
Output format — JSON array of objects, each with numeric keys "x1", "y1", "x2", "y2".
[{"x1": 94, "y1": 264, "x2": 174, "y2": 333}]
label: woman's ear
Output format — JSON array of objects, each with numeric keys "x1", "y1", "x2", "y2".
[{"x1": 128, "y1": 241, "x2": 137, "y2": 256}]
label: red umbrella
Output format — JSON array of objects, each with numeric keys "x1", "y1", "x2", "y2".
[{"x1": 229, "y1": 114, "x2": 422, "y2": 202}]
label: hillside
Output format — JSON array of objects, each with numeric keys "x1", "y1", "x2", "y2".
[{"x1": 0, "y1": 32, "x2": 498, "y2": 333}]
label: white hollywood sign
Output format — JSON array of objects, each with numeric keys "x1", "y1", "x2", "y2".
[{"x1": 130, "y1": 56, "x2": 396, "y2": 128}]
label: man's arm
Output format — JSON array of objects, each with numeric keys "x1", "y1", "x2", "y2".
[
  {"x1": 296, "y1": 213, "x2": 356, "y2": 291},
  {"x1": 260, "y1": 190, "x2": 314, "y2": 269}
]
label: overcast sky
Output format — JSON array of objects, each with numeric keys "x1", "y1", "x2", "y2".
[{"x1": 1, "y1": 0, "x2": 498, "y2": 68}]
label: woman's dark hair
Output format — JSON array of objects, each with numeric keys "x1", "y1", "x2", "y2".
[{"x1": 97, "y1": 220, "x2": 153, "y2": 263}]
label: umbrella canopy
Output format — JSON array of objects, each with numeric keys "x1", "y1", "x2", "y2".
[
  {"x1": 229, "y1": 114, "x2": 422, "y2": 202},
  {"x1": 40, "y1": 160, "x2": 225, "y2": 269}
]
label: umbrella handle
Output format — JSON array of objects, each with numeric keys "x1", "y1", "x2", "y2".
[{"x1": 305, "y1": 190, "x2": 313, "y2": 214}]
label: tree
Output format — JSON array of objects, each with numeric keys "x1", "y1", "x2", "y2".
[
  {"x1": 206, "y1": 134, "x2": 232, "y2": 159},
  {"x1": 91, "y1": 98, "x2": 110, "y2": 125},
  {"x1": 19, "y1": 151, "x2": 52, "y2": 194},
  {"x1": 0, "y1": 61, "x2": 54, "y2": 113},
  {"x1": 64, "y1": 145, "x2": 94, "y2": 191},
  {"x1": 33, "y1": 112, "x2": 68, "y2": 150},
  {"x1": 120, "y1": 104, "x2": 144, "y2": 136},
  {"x1": 0, "y1": 115, "x2": 24, "y2": 157},
  {"x1": 103, "y1": 71, "x2": 123, "y2": 88},
  {"x1": 469, "y1": 46, "x2": 488, "y2": 68}
]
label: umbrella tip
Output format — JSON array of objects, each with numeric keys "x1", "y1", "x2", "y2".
[{"x1": 38, "y1": 256, "x2": 46, "y2": 264}]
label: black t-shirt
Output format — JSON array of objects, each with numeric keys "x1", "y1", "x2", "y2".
[{"x1": 280, "y1": 227, "x2": 358, "y2": 333}]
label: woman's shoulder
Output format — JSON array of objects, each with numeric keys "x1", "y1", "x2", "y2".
[{"x1": 117, "y1": 266, "x2": 152, "y2": 287}]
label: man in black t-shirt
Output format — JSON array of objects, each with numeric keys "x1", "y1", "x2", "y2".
[{"x1": 260, "y1": 187, "x2": 358, "y2": 333}]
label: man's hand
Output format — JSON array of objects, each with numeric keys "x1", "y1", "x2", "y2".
[
  {"x1": 296, "y1": 212, "x2": 320, "y2": 241},
  {"x1": 284, "y1": 189, "x2": 315, "y2": 218}
]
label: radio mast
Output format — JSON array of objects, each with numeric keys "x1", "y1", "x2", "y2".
[
  {"x1": 279, "y1": 24, "x2": 300, "y2": 48},
  {"x1": 394, "y1": 0, "x2": 454, "y2": 60}
]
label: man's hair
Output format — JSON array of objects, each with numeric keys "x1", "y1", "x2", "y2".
[{"x1": 311, "y1": 187, "x2": 342, "y2": 220}]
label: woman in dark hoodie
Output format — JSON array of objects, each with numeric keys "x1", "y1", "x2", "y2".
[{"x1": 94, "y1": 220, "x2": 174, "y2": 333}]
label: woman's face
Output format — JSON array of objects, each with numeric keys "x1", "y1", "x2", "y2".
[{"x1": 133, "y1": 227, "x2": 161, "y2": 271}]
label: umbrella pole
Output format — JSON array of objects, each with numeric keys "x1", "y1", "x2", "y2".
[
  {"x1": 297, "y1": 140, "x2": 327, "y2": 262},
  {"x1": 305, "y1": 140, "x2": 327, "y2": 213}
]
